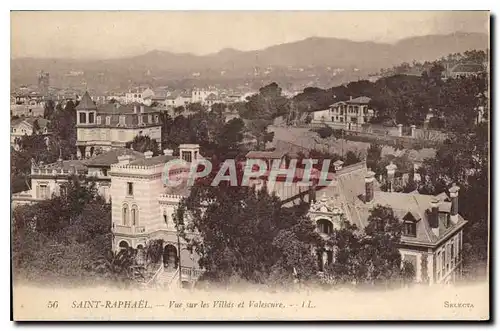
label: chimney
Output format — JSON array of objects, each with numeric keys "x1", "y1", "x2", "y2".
[
  {"x1": 333, "y1": 160, "x2": 344, "y2": 172},
  {"x1": 365, "y1": 170, "x2": 375, "y2": 203},
  {"x1": 410, "y1": 125, "x2": 416, "y2": 138},
  {"x1": 144, "y1": 151, "x2": 153, "y2": 159},
  {"x1": 397, "y1": 124, "x2": 403, "y2": 137},
  {"x1": 385, "y1": 161, "x2": 397, "y2": 192},
  {"x1": 349, "y1": 96, "x2": 353, "y2": 101},
  {"x1": 118, "y1": 154, "x2": 134, "y2": 165},
  {"x1": 429, "y1": 198, "x2": 440, "y2": 237},
  {"x1": 140, "y1": 105, "x2": 145, "y2": 113},
  {"x1": 449, "y1": 183, "x2": 460, "y2": 224},
  {"x1": 163, "y1": 149, "x2": 173, "y2": 156}
]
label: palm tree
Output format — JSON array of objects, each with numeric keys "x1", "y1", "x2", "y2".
[{"x1": 92, "y1": 247, "x2": 146, "y2": 285}]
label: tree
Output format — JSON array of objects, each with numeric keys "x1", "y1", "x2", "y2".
[
  {"x1": 127, "y1": 135, "x2": 160, "y2": 156},
  {"x1": 175, "y1": 167, "x2": 320, "y2": 286},
  {"x1": 323, "y1": 206, "x2": 413, "y2": 288},
  {"x1": 12, "y1": 177, "x2": 112, "y2": 285},
  {"x1": 213, "y1": 118, "x2": 245, "y2": 160},
  {"x1": 43, "y1": 99, "x2": 55, "y2": 119},
  {"x1": 344, "y1": 151, "x2": 361, "y2": 166},
  {"x1": 92, "y1": 248, "x2": 146, "y2": 286},
  {"x1": 366, "y1": 143, "x2": 382, "y2": 173}
]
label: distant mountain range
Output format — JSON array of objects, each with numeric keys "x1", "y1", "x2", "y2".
[{"x1": 11, "y1": 32, "x2": 488, "y2": 90}]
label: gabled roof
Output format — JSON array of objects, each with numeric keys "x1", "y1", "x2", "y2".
[
  {"x1": 76, "y1": 91, "x2": 97, "y2": 111},
  {"x1": 206, "y1": 93, "x2": 218, "y2": 101},
  {"x1": 11, "y1": 117, "x2": 50, "y2": 129}
]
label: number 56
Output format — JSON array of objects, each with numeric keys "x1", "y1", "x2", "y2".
[{"x1": 47, "y1": 301, "x2": 58, "y2": 308}]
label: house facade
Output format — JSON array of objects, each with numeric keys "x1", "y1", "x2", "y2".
[
  {"x1": 11, "y1": 118, "x2": 51, "y2": 147},
  {"x1": 75, "y1": 92, "x2": 162, "y2": 159},
  {"x1": 312, "y1": 96, "x2": 375, "y2": 131},
  {"x1": 307, "y1": 162, "x2": 466, "y2": 285}
]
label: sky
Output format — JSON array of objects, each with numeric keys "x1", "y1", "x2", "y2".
[{"x1": 11, "y1": 11, "x2": 489, "y2": 59}]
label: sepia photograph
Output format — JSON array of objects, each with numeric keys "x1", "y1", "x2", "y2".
[{"x1": 9, "y1": 10, "x2": 490, "y2": 321}]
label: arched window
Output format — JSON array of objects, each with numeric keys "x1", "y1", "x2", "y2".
[
  {"x1": 131, "y1": 205, "x2": 139, "y2": 226},
  {"x1": 316, "y1": 219, "x2": 333, "y2": 235},
  {"x1": 122, "y1": 204, "x2": 129, "y2": 225},
  {"x1": 163, "y1": 211, "x2": 168, "y2": 226},
  {"x1": 119, "y1": 240, "x2": 129, "y2": 250}
]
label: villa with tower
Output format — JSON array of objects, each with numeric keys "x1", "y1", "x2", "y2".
[{"x1": 75, "y1": 92, "x2": 162, "y2": 159}]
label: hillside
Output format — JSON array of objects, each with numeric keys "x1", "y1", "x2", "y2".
[{"x1": 11, "y1": 32, "x2": 488, "y2": 91}]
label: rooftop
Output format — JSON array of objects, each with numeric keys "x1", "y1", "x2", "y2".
[
  {"x1": 84, "y1": 148, "x2": 144, "y2": 167},
  {"x1": 75, "y1": 91, "x2": 97, "y2": 111}
]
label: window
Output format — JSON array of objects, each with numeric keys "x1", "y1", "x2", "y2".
[
  {"x1": 131, "y1": 205, "x2": 139, "y2": 226},
  {"x1": 127, "y1": 182, "x2": 134, "y2": 196},
  {"x1": 79, "y1": 112, "x2": 87, "y2": 124},
  {"x1": 102, "y1": 169, "x2": 108, "y2": 176},
  {"x1": 446, "y1": 244, "x2": 451, "y2": 271},
  {"x1": 39, "y1": 184, "x2": 49, "y2": 199},
  {"x1": 119, "y1": 116, "x2": 126, "y2": 126},
  {"x1": 316, "y1": 219, "x2": 333, "y2": 235},
  {"x1": 138, "y1": 115, "x2": 143, "y2": 125},
  {"x1": 148, "y1": 115, "x2": 152, "y2": 123},
  {"x1": 403, "y1": 255, "x2": 418, "y2": 279},
  {"x1": 351, "y1": 117, "x2": 357, "y2": 123},
  {"x1": 403, "y1": 222, "x2": 417, "y2": 237},
  {"x1": 88, "y1": 112, "x2": 95, "y2": 124},
  {"x1": 122, "y1": 204, "x2": 129, "y2": 225},
  {"x1": 59, "y1": 185, "x2": 67, "y2": 196},
  {"x1": 437, "y1": 251, "x2": 442, "y2": 280},
  {"x1": 96, "y1": 116, "x2": 101, "y2": 125},
  {"x1": 442, "y1": 248, "x2": 447, "y2": 275},
  {"x1": 182, "y1": 151, "x2": 192, "y2": 163},
  {"x1": 106, "y1": 116, "x2": 111, "y2": 125},
  {"x1": 155, "y1": 115, "x2": 159, "y2": 123},
  {"x1": 163, "y1": 212, "x2": 168, "y2": 226},
  {"x1": 450, "y1": 241, "x2": 455, "y2": 268}
]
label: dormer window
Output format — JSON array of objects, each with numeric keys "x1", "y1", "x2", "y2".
[
  {"x1": 403, "y1": 212, "x2": 418, "y2": 237},
  {"x1": 403, "y1": 222, "x2": 417, "y2": 237},
  {"x1": 88, "y1": 112, "x2": 95, "y2": 124}
]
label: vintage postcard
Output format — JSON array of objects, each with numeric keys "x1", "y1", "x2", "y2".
[{"x1": 10, "y1": 10, "x2": 490, "y2": 321}]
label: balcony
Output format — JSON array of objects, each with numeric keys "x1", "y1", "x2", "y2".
[{"x1": 114, "y1": 224, "x2": 146, "y2": 235}]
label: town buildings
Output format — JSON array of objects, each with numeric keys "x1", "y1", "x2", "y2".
[
  {"x1": 10, "y1": 117, "x2": 51, "y2": 147},
  {"x1": 75, "y1": 92, "x2": 162, "y2": 159}
]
